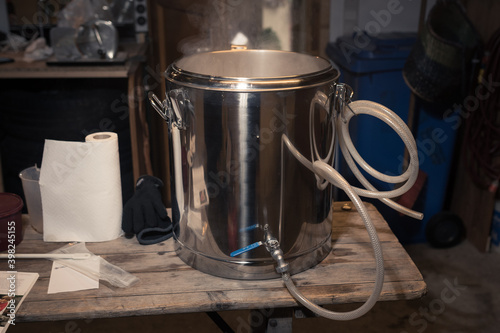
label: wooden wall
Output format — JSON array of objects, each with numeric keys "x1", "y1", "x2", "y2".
[
  {"x1": 450, "y1": 0, "x2": 500, "y2": 252},
  {"x1": 463, "y1": 0, "x2": 500, "y2": 43}
]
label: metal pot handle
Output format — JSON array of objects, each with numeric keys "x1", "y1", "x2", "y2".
[
  {"x1": 148, "y1": 91, "x2": 168, "y2": 120},
  {"x1": 148, "y1": 90, "x2": 187, "y2": 130}
]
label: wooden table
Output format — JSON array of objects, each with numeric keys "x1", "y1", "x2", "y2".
[
  {"x1": 0, "y1": 42, "x2": 152, "y2": 180},
  {"x1": 9, "y1": 202, "x2": 426, "y2": 324}
]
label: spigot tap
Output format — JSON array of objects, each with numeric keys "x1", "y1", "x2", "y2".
[{"x1": 264, "y1": 232, "x2": 289, "y2": 274}]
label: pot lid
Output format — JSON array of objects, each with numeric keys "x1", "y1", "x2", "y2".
[
  {"x1": 0, "y1": 193, "x2": 23, "y2": 218},
  {"x1": 165, "y1": 49, "x2": 339, "y2": 92}
]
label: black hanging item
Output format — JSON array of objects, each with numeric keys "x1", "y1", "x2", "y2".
[{"x1": 403, "y1": 0, "x2": 482, "y2": 107}]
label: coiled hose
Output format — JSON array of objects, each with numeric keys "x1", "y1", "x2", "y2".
[
  {"x1": 339, "y1": 101, "x2": 423, "y2": 220},
  {"x1": 279, "y1": 99, "x2": 421, "y2": 320}
]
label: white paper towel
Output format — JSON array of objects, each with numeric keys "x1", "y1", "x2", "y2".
[{"x1": 40, "y1": 132, "x2": 123, "y2": 242}]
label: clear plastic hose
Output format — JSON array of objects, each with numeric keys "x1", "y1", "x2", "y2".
[
  {"x1": 282, "y1": 137, "x2": 384, "y2": 320},
  {"x1": 338, "y1": 101, "x2": 423, "y2": 219},
  {"x1": 277, "y1": 99, "x2": 422, "y2": 320}
]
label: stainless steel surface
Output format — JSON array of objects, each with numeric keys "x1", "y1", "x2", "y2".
[{"x1": 162, "y1": 49, "x2": 339, "y2": 279}]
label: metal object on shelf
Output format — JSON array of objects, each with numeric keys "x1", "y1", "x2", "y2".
[{"x1": 75, "y1": 20, "x2": 118, "y2": 60}]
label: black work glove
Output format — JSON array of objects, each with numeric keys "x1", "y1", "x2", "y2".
[{"x1": 122, "y1": 175, "x2": 172, "y2": 245}]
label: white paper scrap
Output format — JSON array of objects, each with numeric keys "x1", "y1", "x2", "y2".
[{"x1": 47, "y1": 257, "x2": 100, "y2": 294}]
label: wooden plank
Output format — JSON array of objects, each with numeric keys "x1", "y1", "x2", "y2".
[
  {"x1": 448, "y1": 0, "x2": 500, "y2": 252},
  {"x1": 18, "y1": 279, "x2": 426, "y2": 322},
  {"x1": 450, "y1": 151, "x2": 495, "y2": 252},
  {"x1": 13, "y1": 240, "x2": 417, "y2": 282},
  {"x1": 22, "y1": 258, "x2": 422, "y2": 303},
  {"x1": 0, "y1": 43, "x2": 145, "y2": 79},
  {"x1": 11, "y1": 238, "x2": 415, "y2": 284},
  {"x1": 18, "y1": 259, "x2": 424, "y2": 320},
  {"x1": 10, "y1": 202, "x2": 426, "y2": 322},
  {"x1": 128, "y1": 61, "x2": 141, "y2": 182}
]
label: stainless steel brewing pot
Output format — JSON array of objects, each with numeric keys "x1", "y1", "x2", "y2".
[{"x1": 157, "y1": 49, "x2": 340, "y2": 279}]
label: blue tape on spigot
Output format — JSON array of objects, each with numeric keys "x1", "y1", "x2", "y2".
[
  {"x1": 230, "y1": 241, "x2": 263, "y2": 257},
  {"x1": 239, "y1": 224, "x2": 260, "y2": 232}
]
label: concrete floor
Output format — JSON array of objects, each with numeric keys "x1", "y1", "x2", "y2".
[{"x1": 9, "y1": 240, "x2": 500, "y2": 333}]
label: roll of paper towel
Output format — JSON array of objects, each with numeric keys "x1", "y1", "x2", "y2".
[{"x1": 40, "y1": 132, "x2": 123, "y2": 242}]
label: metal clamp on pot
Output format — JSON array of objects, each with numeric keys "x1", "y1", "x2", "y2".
[
  {"x1": 149, "y1": 90, "x2": 187, "y2": 130},
  {"x1": 333, "y1": 83, "x2": 354, "y2": 123}
]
